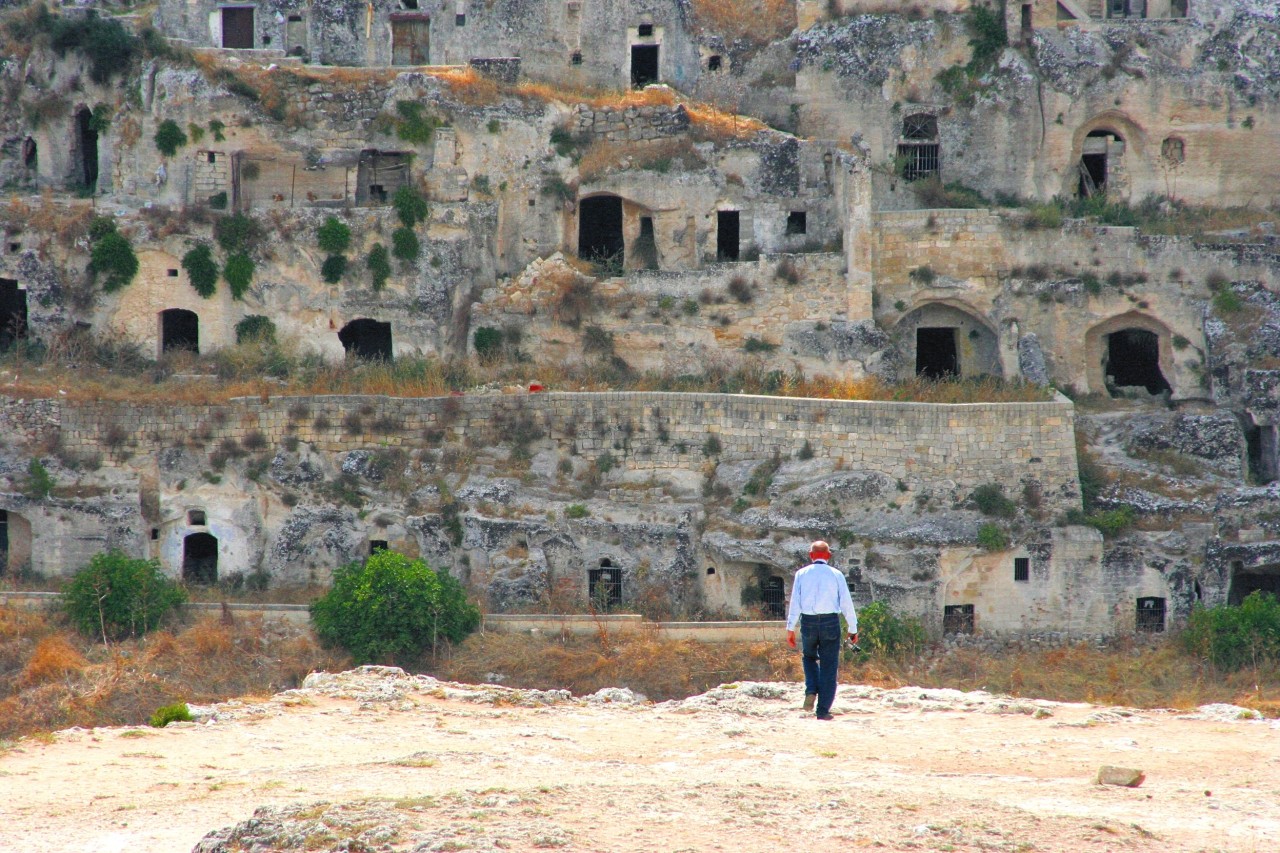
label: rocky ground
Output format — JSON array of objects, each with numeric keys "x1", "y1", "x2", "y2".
[{"x1": 0, "y1": 666, "x2": 1277, "y2": 852}]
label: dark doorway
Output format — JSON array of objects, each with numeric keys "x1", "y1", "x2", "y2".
[
  {"x1": 370, "y1": 539, "x2": 388, "y2": 554},
  {"x1": 578, "y1": 195, "x2": 624, "y2": 267},
  {"x1": 160, "y1": 309, "x2": 199, "y2": 354},
  {"x1": 221, "y1": 7, "x2": 255, "y2": 49},
  {"x1": 285, "y1": 13, "x2": 307, "y2": 56},
  {"x1": 631, "y1": 44, "x2": 659, "y2": 88},
  {"x1": 943, "y1": 604, "x2": 974, "y2": 635},
  {"x1": 635, "y1": 215, "x2": 657, "y2": 270},
  {"x1": 73, "y1": 106, "x2": 99, "y2": 192},
  {"x1": 1135, "y1": 597, "x2": 1165, "y2": 632},
  {"x1": 1105, "y1": 328, "x2": 1170, "y2": 395},
  {"x1": 339, "y1": 318, "x2": 393, "y2": 361},
  {"x1": 0, "y1": 279, "x2": 28, "y2": 352},
  {"x1": 1020, "y1": 4, "x2": 1033, "y2": 41},
  {"x1": 1078, "y1": 130, "x2": 1116, "y2": 197},
  {"x1": 588, "y1": 566, "x2": 623, "y2": 609},
  {"x1": 916, "y1": 327, "x2": 958, "y2": 379},
  {"x1": 1229, "y1": 564, "x2": 1280, "y2": 606},
  {"x1": 786, "y1": 211, "x2": 807, "y2": 235},
  {"x1": 762, "y1": 575, "x2": 785, "y2": 619},
  {"x1": 22, "y1": 137, "x2": 37, "y2": 169},
  {"x1": 716, "y1": 210, "x2": 740, "y2": 262},
  {"x1": 355, "y1": 150, "x2": 410, "y2": 204},
  {"x1": 0, "y1": 510, "x2": 7, "y2": 574},
  {"x1": 391, "y1": 15, "x2": 430, "y2": 65},
  {"x1": 1245, "y1": 419, "x2": 1278, "y2": 485},
  {"x1": 183, "y1": 532, "x2": 219, "y2": 584}
]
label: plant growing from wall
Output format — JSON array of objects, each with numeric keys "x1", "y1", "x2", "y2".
[
  {"x1": 316, "y1": 216, "x2": 352, "y2": 254},
  {"x1": 393, "y1": 185, "x2": 429, "y2": 227},
  {"x1": 976, "y1": 523, "x2": 1009, "y2": 551},
  {"x1": 154, "y1": 119, "x2": 187, "y2": 157},
  {"x1": 87, "y1": 103, "x2": 112, "y2": 134},
  {"x1": 208, "y1": 119, "x2": 226, "y2": 142},
  {"x1": 310, "y1": 549, "x2": 479, "y2": 664},
  {"x1": 24, "y1": 458, "x2": 54, "y2": 500},
  {"x1": 181, "y1": 243, "x2": 219, "y2": 298},
  {"x1": 63, "y1": 550, "x2": 186, "y2": 644},
  {"x1": 394, "y1": 101, "x2": 441, "y2": 145},
  {"x1": 34, "y1": 8, "x2": 139, "y2": 84},
  {"x1": 971, "y1": 483, "x2": 1016, "y2": 518},
  {"x1": 88, "y1": 223, "x2": 139, "y2": 293},
  {"x1": 473, "y1": 326, "x2": 503, "y2": 359},
  {"x1": 235, "y1": 315, "x2": 276, "y2": 344},
  {"x1": 367, "y1": 243, "x2": 391, "y2": 290},
  {"x1": 321, "y1": 253, "x2": 347, "y2": 284},
  {"x1": 391, "y1": 227, "x2": 420, "y2": 264},
  {"x1": 214, "y1": 213, "x2": 262, "y2": 254},
  {"x1": 223, "y1": 252, "x2": 254, "y2": 300}
]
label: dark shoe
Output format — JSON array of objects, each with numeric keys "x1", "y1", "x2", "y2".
[
  {"x1": 816, "y1": 713, "x2": 834, "y2": 721},
  {"x1": 802, "y1": 693, "x2": 816, "y2": 712}
]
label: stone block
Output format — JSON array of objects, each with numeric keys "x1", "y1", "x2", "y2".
[{"x1": 1095, "y1": 766, "x2": 1145, "y2": 787}]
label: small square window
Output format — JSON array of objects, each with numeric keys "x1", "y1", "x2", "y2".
[
  {"x1": 571, "y1": 50, "x2": 583, "y2": 65},
  {"x1": 455, "y1": 13, "x2": 465, "y2": 26},
  {"x1": 528, "y1": 198, "x2": 536, "y2": 207},
  {"x1": 151, "y1": 528, "x2": 160, "y2": 540},
  {"x1": 167, "y1": 269, "x2": 179, "y2": 277},
  {"x1": 7, "y1": 242, "x2": 20, "y2": 252},
  {"x1": 786, "y1": 211, "x2": 807, "y2": 235},
  {"x1": 708, "y1": 54, "x2": 722, "y2": 71},
  {"x1": 288, "y1": 14, "x2": 303, "y2": 22},
  {"x1": 188, "y1": 510, "x2": 207, "y2": 526},
  {"x1": 262, "y1": 35, "x2": 272, "y2": 45},
  {"x1": 1014, "y1": 557, "x2": 1030, "y2": 582},
  {"x1": 637, "y1": 23, "x2": 653, "y2": 37},
  {"x1": 370, "y1": 539, "x2": 389, "y2": 554},
  {"x1": 207, "y1": 152, "x2": 217, "y2": 164}
]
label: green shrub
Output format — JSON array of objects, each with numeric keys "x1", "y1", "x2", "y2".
[
  {"x1": 595, "y1": 452, "x2": 616, "y2": 474},
  {"x1": 856, "y1": 601, "x2": 927, "y2": 658},
  {"x1": 25, "y1": 458, "x2": 54, "y2": 500},
  {"x1": 89, "y1": 231, "x2": 139, "y2": 293},
  {"x1": 223, "y1": 252, "x2": 254, "y2": 299},
  {"x1": 1183, "y1": 592, "x2": 1280, "y2": 671},
  {"x1": 971, "y1": 483, "x2": 1016, "y2": 518},
  {"x1": 394, "y1": 101, "x2": 441, "y2": 145},
  {"x1": 207, "y1": 191, "x2": 228, "y2": 210},
  {"x1": 310, "y1": 549, "x2": 479, "y2": 663},
  {"x1": 321, "y1": 254, "x2": 347, "y2": 284},
  {"x1": 1083, "y1": 505, "x2": 1136, "y2": 537},
  {"x1": 63, "y1": 550, "x2": 186, "y2": 643},
  {"x1": 154, "y1": 119, "x2": 187, "y2": 157},
  {"x1": 88, "y1": 215, "x2": 117, "y2": 240},
  {"x1": 743, "y1": 337, "x2": 778, "y2": 354},
  {"x1": 149, "y1": 702, "x2": 193, "y2": 728},
  {"x1": 473, "y1": 326, "x2": 503, "y2": 359},
  {"x1": 317, "y1": 216, "x2": 352, "y2": 254},
  {"x1": 702, "y1": 435, "x2": 722, "y2": 457},
  {"x1": 181, "y1": 243, "x2": 219, "y2": 298},
  {"x1": 976, "y1": 523, "x2": 1009, "y2": 551},
  {"x1": 393, "y1": 185, "x2": 429, "y2": 227},
  {"x1": 235, "y1": 315, "x2": 276, "y2": 344},
  {"x1": 565, "y1": 503, "x2": 590, "y2": 519},
  {"x1": 1024, "y1": 204, "x2": 1064, "y2": 230},
  {"x1": 391, "y1": 227, "x2": 420, "y2": 262},
  {"x1": 1213, "y1": 288, "x2": 1244, "y2": 314},
  {"x1": 214, "y1": 213, "x2": 262, "y2": 254},
  {"x1": 45, "y1": 10, "x2": 138, "y2": 84},
  {"x1": 366, "y1": 243, "x2": 392, "y2": 290}
]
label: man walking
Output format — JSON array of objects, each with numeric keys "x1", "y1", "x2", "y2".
[{"x1": 786, "y1": 540, "x2": 858, "y2": 721}]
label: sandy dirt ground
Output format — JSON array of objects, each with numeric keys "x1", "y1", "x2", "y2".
[{"x1": 1, "y1": 667, "x2": 1278, "y2": 853}]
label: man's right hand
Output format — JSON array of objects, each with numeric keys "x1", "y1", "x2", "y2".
[
  {"x1": 786, "y1": 630, "x2": 797, "y2": 648},
  {"x1": 848, "y1": 633, "x2": 858, "y2": 645}
]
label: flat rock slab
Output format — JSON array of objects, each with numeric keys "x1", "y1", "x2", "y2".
[{"x1": 1096, "y1": 765, "x2": 1146, "y2": 787}]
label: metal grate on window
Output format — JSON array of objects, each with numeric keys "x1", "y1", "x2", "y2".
[
  {"x1": 898, "y1": 143, "x2": 939, "y2": 182},
  {"x1": 588, "y1": 567, "x2": 623, "y2": 608},
  {"x1": 943, "y1": 604, "x2": 975, "y2": 635},
  {"x1": 1136, "y1": 597, "x2": 1166, "y2": 632}
]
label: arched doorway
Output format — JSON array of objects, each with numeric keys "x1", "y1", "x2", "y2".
[
  {"x1": 1105, "y1": 328, "x2": 1170, "y2": 396},
  {"x1": 72, "y1": 106, "x2": 99, "y2": 193},
  {"x1": 160, "y1": 309, "x2": 200, "y2": 353},
  {"x1": 183, "y1": 532, "x2": 219, "y2": 584},
  {"x1": 897, "y1": 302, "x2": 1001, "y2": 381},
  {"x1": 578, "y1": 195, "x2": 624, "y2": 268},
  {"x1": 338, "y1": 318, "x2": 393, "y2": 361},
  {"x1": 1078, "y1": 129, "x2": 1120, "y2": 197}
]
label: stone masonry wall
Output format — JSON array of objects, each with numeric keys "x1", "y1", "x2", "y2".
[
  {"x1": 571, "y1": 104, "x2": 690, "y2": 143},
  {"x1": 31, "y1": 392, "x2": 1081, "y2": 512}
]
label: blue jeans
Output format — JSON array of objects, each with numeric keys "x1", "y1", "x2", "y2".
[{"x1": 801, "y1": 613, "x2": 841, "y2": 716}]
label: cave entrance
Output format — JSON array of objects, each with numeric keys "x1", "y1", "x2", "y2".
[
  {"x1": 355, "y1": 150, "x2": 410, "y2": 205},
  {"x1": 588, "y1": 563, "x2": 623, "y2": 609},
  {"x1": 578, "y1": 195, "x2": 624, "y2": 270},
  {"x1": 630, "y1": 44, "x2": 659, "y2": 88},
  {"x1": 339, "y1": 318, "x2": 393, "y2": 361},
  {"x1": 160, "y1": 309, "x2": 200, "y2": 354},
  {"x1": 1105, "y1": 328, "x2": 1169, "y2": 396},
  {"x1": 22, "y1": 137, "x2": 37, "y2": 170},
  {"x1": 916, "y1": 327, "x2": 958, "y2": 379},
  {"x1": 391, "y1": 14, "x2": 430, "y2": 65},
  {"x1": 761, "y1": 575, "x2": 785, "y2": 619},
  {"x1": 72, "y1": 106, "x2": 99, "y2": 193},
  {"x1": 221, "y1": 6, "x2": 255, "y2": 49},
  {"x1": 183, "y1": 532, "x2": 219, "y2": 584},
  {"x1": 1078, "y1": 130, "x2": 1119, "y2": 197},
  {"x1": 0, "y1": 279, "x2": 28, "y2": 352},
  {"x1": 1229, "y1": 562, "x2": 1280, "y2": 606},
  {"x1": 716, "y1": 210, "x2": 740, "y2": 261}
]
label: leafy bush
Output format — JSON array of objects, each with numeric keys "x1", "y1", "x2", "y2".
[
  {"x1": 310, "y1": 549, "x2": 479, "y2": 663},
  {"x1": 63, "y1": 550, "x2": 186, "y2": 643},
  {"x1": 564, "y1": 503, "x2": 590, "y2": 519},
  {"x1": 702, "y1": 435, "x2": 722, "y2": 457},
  {"x1": 214, "y1": 213, "x2": 262, "y2": 254},
  {"x1": 1183, "y1": 592, "x2": 1280, "y2": 671},
  {"x1": 154, "y1": 119, "x2": 187, "y2": 157},
  {"x1": 89, "y1": 231, "x2": 139, "y2": 293},
  {"x1": 394, "y1": 101, "x2": 441, "y2": 145},
  {"x1": 856, "y1": 601, "x2": 927, "y2": 658},
  {"x1": 88, "y1": 215, "x2": 117, "y2": 240},
  {"x1": 321, "y1": 254, "x2": 347, "y2": 284},
  {"x1": 25, "y1": 458, "x2": 54, "y2": 500},
  {"x1": 44, "y1": 9, "x2": 139, "y2": 84},
  {"x1": 366, "y1": 243, "x2": 392, "y2": 290},
  {"x1": 207, "y1": 191, "x2": 228, "y2": 210},
  {"x1": 181, "y1": 243, "x2": 219, "y2": 298},
  {"x1": 743, "y1": 337, "x2": 777, "y2": 354},
  {"x1": 1024, "y1": 204, "x2": 1064, "y2": 230},
  {"x1": 391, "y1": 226, "x2": 420, "y2": 262},
  {"x1": 971, "y1": 483, "x2": 1016, "y2": 518},
  {"x1": 595, "y1": 452, "x2": 616, "y2": 474},
  {"x1": 149, "y1": 702, "x2": 193, "y2": 728},
  {"x1": 1213, "y1": 288, "x2": 1244, "y2": 314},
  {"x1": 223, "y1": 252, "x2": 254, "y2": 299},
  {"x1": 235, "y1": 315, "x2": 276, "y2": 344},
  {"x1": 393, "y1": 185, "x2": 429, "y2": 227},
  {"x1": 976, "y1": 523, "x2": 1009, "y2": 551},
  {"x1": 317, "y1": 217, "x2": 352, "y2": 254},
  {"x1": 473, "y1": 326, "x2": 503, "y2": 359},
  {"x1": 1082, "y1": 505, "x2": 1136, "y2": 537}
]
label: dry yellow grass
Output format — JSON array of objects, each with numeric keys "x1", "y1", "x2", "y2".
[
  {"x1": 20, "y1": 634, "x2": 88, "y2": 687},
  {"x1": 689, "y1": 0, "x2": 796, "y2": 47}
]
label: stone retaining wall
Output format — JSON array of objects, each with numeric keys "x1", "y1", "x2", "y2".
[{"x1": 571, "y1": 103, "x2": 690, "y2": 143}]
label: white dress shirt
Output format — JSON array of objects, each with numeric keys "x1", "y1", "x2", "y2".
[{"x1": 785, "y1": 559, "x2": 858, "y2": 633}]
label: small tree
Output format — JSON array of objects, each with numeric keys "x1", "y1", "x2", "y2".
[
  {"x1": 310, "y1": 549, "x2": 479, "y2": 664},
  {"x1": 317, "y1": 216, "x2": 352, "y2": 254},
  {"x1": 63, "y1": 550, "x2": 186, "y2": 645}
]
